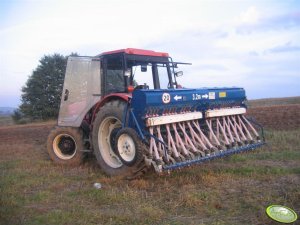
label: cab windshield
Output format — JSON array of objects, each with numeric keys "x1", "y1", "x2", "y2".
[{"x1": 125, "y1": 54, "x2": 174, "y2": 90}]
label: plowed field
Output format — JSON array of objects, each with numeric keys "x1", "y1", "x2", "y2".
[{"x1": 247, "y1": 104, "x2": 300, "y2": 130}]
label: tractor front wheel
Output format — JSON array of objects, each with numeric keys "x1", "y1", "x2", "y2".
[
  {"x1": 47, "y1": 126, "x2": 84, "y2": 166},
  {"x1": 114, "y1": 128, "x2": 144, "y2": 167}
]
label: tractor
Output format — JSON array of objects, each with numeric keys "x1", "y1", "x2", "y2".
[{"x1": 47, "y1": 48, "x2": 264, "y2": 178}]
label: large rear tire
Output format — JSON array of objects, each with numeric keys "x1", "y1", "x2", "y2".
[
  {"x1": 47, "y1": 126, "x2": 84, "y2": 166},
  {"x1": 92, "y1": 100, "x2": 133, "y2": 176}
]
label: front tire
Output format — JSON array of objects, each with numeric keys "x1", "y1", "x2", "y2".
[
  {"x1": 92, "y1": 100, "x2": 133, "y2": 176},
  {"x1": 47, "y1": 126, "x2": 84, "y2": 166},
  {"x1": 115, "y1": 128, "x2": 144, "y2": 167}
]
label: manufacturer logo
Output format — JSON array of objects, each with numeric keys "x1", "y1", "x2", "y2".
[{"x1": 162, "y1": 93, "x2": 171, "y2": 104}]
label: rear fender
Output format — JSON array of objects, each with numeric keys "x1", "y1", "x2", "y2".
[{"x1": 91, "y1": 93, "x2": 131, "y2": 125}]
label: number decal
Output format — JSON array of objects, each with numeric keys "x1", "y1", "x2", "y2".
[
  {"x1": 162, "y1": 93, "x2": 171, "y2": 104},
  {"x1": 192, "y1": 93, "x2": 201, "y2": 100}
]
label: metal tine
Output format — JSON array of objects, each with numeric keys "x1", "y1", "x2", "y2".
[
  {"x1": 227, "y1": 116, "x2": 242, "y2": 145},
  {"x1": 165, "y1": 124, "x2": 180, "y2": 158},
  {"x1": 187, "y1": 121, "x2": 197, "y2": 143},
  {"x1": 216, "y1": 119, "x2": 220, "y2": 139},
  {"x1": 178, "y1": 122, "x2": 198, "y2": 154},
  {"x1": 241, "y1": 115, "x2": 260, "y2": 138},
  {"x1": 222, "y1": 117, "x2": 235, "y2": 145},
  {"x1": 147, "y1": 131, "x2": 154, "y2": 158},
  {"x1": 149, "y1": 127, "x2": 161, "y2": 161},
  {"x1": 172, "y1": 123, "x2": 189, "y2": 156},
  {"x1": 155, "y1": 125, "x2": 164, "y2": 155},
  {"x1": 192, "y1": 120, "x2": 215, "y2": 150},
  {"x1": 208, "y1": 120, "x2": 212, "y2": 141},
  {"x1": 216, "y1": 118, "x2": 230, "y2": 147},
  {"x1": 168, "y1": 155, "x2": 176, "y2": 164},
  {"x1": 238, "y1": 115, "x2": 254, "y2": 141},
  {"x1": 206, "y1": 119, "x2": 222, "y2": 148},
  {"x1": 156, "y1": 125, "x2": 173, "y2": 163},
  {"x1": 231, "y1": 115, "x2": 247, "y2": 142},
  {"x1": 186, "y1": 121, "x2": 207, "y2": 155}
]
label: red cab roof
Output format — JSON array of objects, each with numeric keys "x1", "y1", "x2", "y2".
[{"x1": 100, "y1": 48, "x2": 169, "y2": 57}]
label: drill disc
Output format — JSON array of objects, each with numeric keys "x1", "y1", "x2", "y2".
[{"x1": 266, "y1": 205, "x2": 298, "y2": 223}]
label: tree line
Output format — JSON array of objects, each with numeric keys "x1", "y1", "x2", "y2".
[{"x1": 13, "y1": 53, "x2": 77, "y2": 123}]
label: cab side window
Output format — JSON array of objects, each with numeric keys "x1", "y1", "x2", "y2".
[{"x1": 104, "y1": 55, "x2": 125, "y2": 95}]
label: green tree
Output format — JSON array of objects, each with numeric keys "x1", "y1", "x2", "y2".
[{"x1": 19, "y1": 54, "x2": 68, "y2": 120}]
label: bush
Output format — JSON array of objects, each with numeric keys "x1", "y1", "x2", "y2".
[{"x1": 11, "y1": 109, "x2": 23, "y2": 123}]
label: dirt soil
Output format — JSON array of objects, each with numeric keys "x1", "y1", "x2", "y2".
[{"x1": 247, "y1": 104, "x2": 300, "y2": 130}]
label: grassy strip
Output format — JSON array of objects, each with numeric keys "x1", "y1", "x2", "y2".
[{"x1": 229, "y1": 150, "x2": 300, "y2": 162}]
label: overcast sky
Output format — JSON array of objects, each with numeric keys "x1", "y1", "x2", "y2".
[{"x1": 0, "y1": 0, "x2": 299, "y2": 107}]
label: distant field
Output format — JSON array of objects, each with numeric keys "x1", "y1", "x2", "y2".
[
  {"x1": 247, "y1": 96, "x2": 300, "y2": 130},
  {"x1": 248, "y1": 96, "x2": 300, "y2": 108},
  {"x1": 0, "y1": 115, "x2": 13, "y2": 126},
  {"x1": 0, "y1": 97, "x2": 299, "y2": 225}
]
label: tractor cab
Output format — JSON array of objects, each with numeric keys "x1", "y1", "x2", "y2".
[
  {"x1": 100, "y1": 48, "x2": 186, "y2": 95},
  {"x1": 58, "y1": 48, "x2": 187, "y2": 127}
]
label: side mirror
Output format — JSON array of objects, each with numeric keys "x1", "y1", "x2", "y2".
[
  {"x1": 175, "y1": 71, "x2": 183, "y2": 77},
  {"x1": 141, "y1": 64, "x2": 147, "y2": 72}
]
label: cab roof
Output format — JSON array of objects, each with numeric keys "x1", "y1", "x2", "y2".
[{"x1": 100, "y1": 48, "x2": 169, "y2": 57}]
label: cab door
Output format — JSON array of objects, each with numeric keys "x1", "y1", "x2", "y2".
[{"x1": 58, "y1": 57, "x2": 101, "y2": 127}]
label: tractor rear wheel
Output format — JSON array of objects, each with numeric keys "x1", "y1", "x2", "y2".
[
  {"x1": 47, "y1": 126, "x2": 84, "y2": 166},
  {"x1": 92, "y1": 100, "x2": 133, "y2": 176}
]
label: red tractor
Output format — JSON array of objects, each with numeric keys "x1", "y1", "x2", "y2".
[{"x1": 47, "y1": 48, "x2": 264, "y2": 178}]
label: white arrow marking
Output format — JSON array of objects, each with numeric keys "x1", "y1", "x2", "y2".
[
  {"x1": 202, "y1": 94, "x2": 209, "y2": 99},
  {"x1": 174, "y1": 95, "x2": 182, "y2": 101}
]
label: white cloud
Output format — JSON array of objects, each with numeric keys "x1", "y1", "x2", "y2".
[{"x1": 238, "y1": 6, "x2": 260, "y2": 24}]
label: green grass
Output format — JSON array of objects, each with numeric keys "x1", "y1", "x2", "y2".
[
  {"x1": 1, "y1": 126, "x2": 300, "y2": 225},
  {"x1": 230, "y1": 150, "x2": 300, "y2": 161},
  {"x1": 220, "y1": 165, "x2": 300, "y2": 176}
]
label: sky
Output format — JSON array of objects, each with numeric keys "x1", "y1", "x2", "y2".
[{"x1": 0, "y1": 0, "x2": 299, "y2": 107}]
